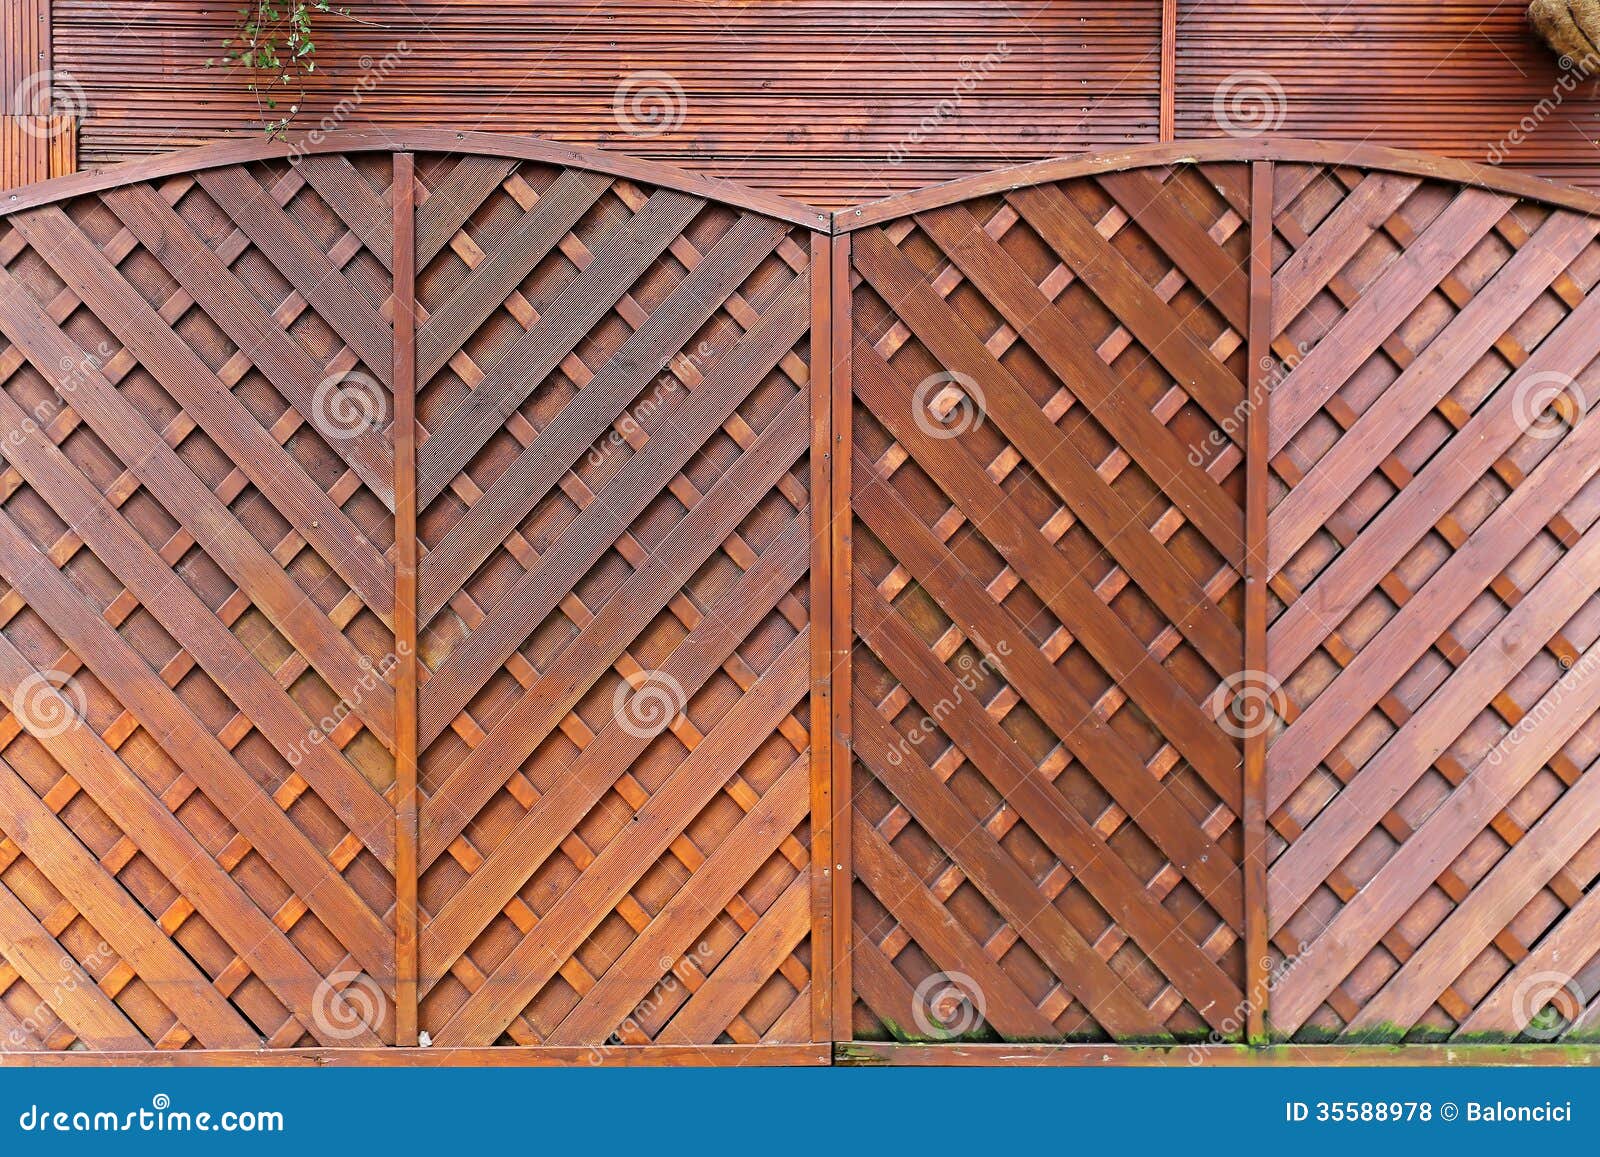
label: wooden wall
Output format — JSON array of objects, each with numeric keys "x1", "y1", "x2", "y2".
[{"x1": 12, "y1": 1, "x2": 1600, "y2": 205}]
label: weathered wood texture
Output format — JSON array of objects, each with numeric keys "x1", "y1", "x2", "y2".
[
  {"x1": 1262, "y1": 160, "x2": 1600, "y2": 1044},
  {"x1": 0, "y1": 140, "x2": 823, "y2": 1056},
  {"x1": 48, "y1": 1, "x2": 1154, "y2": 206},
  {"x1": 36, "y1": 1, "x2": 1600, "y2": 204},
  {"x1": 1177, "y1": 2, "x2": 1600, "y2": 190},
  {"x1": 843, "y1": 162, "x2": 1252, "y2": 1042},
  {"x1": 408, "y1": 151, "x2": 820, "y2": 1050},
  {"x1": 841, "y1": 145, "x2": 1600, "y2": 1048},
  {"x1": 0, "y1": 0, "x2": 73, "y2": 186},
  {"x1": 0, "y1": 151, "x2": 401, "y2": 1051},
  {"x1": 7, "y1": 134, "x2": 1600, "y2": 1060}
]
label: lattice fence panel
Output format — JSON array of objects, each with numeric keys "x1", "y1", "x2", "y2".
[
  {"x1": 1264, "y1": 161, "x2": 1600, "y2": 1042},
  {"x1": 845, "y1": 162, "x2": 1251, "y2": 1043},
  {"x1": 409, "y1": 153, "x2": 818, "y2": 1050},
  {"x1": 0, "y1": 155, "x2": 400, "y2": 1051}
]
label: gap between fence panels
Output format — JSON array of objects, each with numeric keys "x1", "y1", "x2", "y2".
[{"x1": 0, "y1": 134, "x2": 1598, "y2": 1062}]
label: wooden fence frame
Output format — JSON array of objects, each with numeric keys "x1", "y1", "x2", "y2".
[{"x1": 3, "y1": 131, "x2": 1600, "y2": 1065}]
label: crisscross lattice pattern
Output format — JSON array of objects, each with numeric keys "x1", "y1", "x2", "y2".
[
  {"x1": 846, "y1": 163, "x2": 1251, "y2": 1042},
  {"x1": 0, "y1": 155, "x2": 400, "y2": 1050},
  {"x1": 408, "y1": 153, "x2": 818, "y2": 1049},
  {"x1": 1264, "y1": 162, "x2": 1600, "y2": 1042}
]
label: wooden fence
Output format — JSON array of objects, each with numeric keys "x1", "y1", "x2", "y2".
[{"x1": 2, "y1": 133, "x2": 1600, "y2": 1063}]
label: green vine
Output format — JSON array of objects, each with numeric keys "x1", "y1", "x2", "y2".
[{"x1": 208, "y1": 2, "x2": 350, "y2": 138}]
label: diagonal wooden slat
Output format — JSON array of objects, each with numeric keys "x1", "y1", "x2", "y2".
[
  {"x1": 415, "y1": 155, "x2": 519, "y2": 268},
  {"x1": 8, "y1": 206, "x2": 395, "y2": 622},
  {"x1": 0, "y1": 503, "x2": 395, "y2": 984},
  {"x1": 914, "y1": 199, "x2": 1245, "y2": 555},
  {"x1": 296, "y1": 154, "x2": 395, "y2": 270},
  {"x1": 1096, "y1": 167, "x2": 1251, "y2": 332},
  {"x1": 99, "y1": 181, "x2": 396, "y2": 507},
  {"x1": 420, "y1": 403, "x2": 808, "y2": 844},
  {"x1": 1266, "y1": 187, "x2": 1515, "y2": 454},
  {"x1": 415, "y1": 168, "x2": 612, "y2": 383},
  {"x1": 416, "y1": 211, "x2": 794, "y2": 616},
  {"x1": 0, "y1": 881, "x2": 149, "y2": 1051},
  {"x1": 1267, "y1": 403, "x2": 1600, "y2": 808},
  {"x1": 194, "y1": 166, "x2": 394, "y2": 380},
  {"x1": 416, "y1": 189, "x2": 705, "y2": 503},
  {"x1": 416, "y1": 293, "x2": 810, "y2": 743},
  {"x1": 853, "y1": 586, "x2": 1174, "y2": 1040},
  {"x1": 543, "y1": 755, "x2": 811, "y2": 1044},
  {"x1": 0, "y1": 274, "x2": 399, "y2": 752},
  {"x1": 0, "y1": 753, "x2": 261, "y2": 1049},
  {"x1": 652, "y1": 871, "x2": 810, "y2": 1044},
  {"x1": 431, "y1": 632, "x2": 810, "y2": 1046},
  {"x1": 853, "y1": 442, "x2": 1244, "y2": 904},
  {"x1": 417, "y1": 506, "x2": 810, "y2": 965},
  {"x1": 1266, "y1": 209, "x2": 1599, "y2": 573},
  {"x1": 849, "y1": 812, "x2": 1063, "y2": 1040},
  {"x1": 0, "y1": 632, "x2": 383, "y2": 1047},
  {"x1": 853, "y1": 226, "x2": 1243, "y2": 679},
  {"x1": 1004, "y1": 184, "x2": 1249, "y2": 444}
]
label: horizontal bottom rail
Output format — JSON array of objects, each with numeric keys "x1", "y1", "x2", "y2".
[{"x1": 838, "y1": 1043, "x2": 1600, "y2": 1067}]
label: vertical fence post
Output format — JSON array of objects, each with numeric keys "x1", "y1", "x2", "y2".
[
  {"x1": 1244, "y1": 158, "x2": 1274, "y2": 1044},
  {"x1": 808, "y1": 230, "x2": 836, "y2": 1044},
  {"x1": 391, "y1": 150, "x2": 421, "y2": 1047},
  {"x1": 827, "y1": 229, "x2": 854, "y2": 1046}
]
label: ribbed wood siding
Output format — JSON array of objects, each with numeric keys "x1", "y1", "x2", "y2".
[{"x1": 50, "y1": 1, "x2": 1156, "y2": 206}]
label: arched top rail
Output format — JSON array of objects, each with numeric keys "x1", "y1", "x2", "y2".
[
  {"x1": 0, "y1": 127, "x2": 832, "y2": 230},
  {"x1": 837, "y1": 137, "x2": 1600, "y2": 229},
  {"x1": 5, "y1": 132, "x2": 1600, "y2": 233}
]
